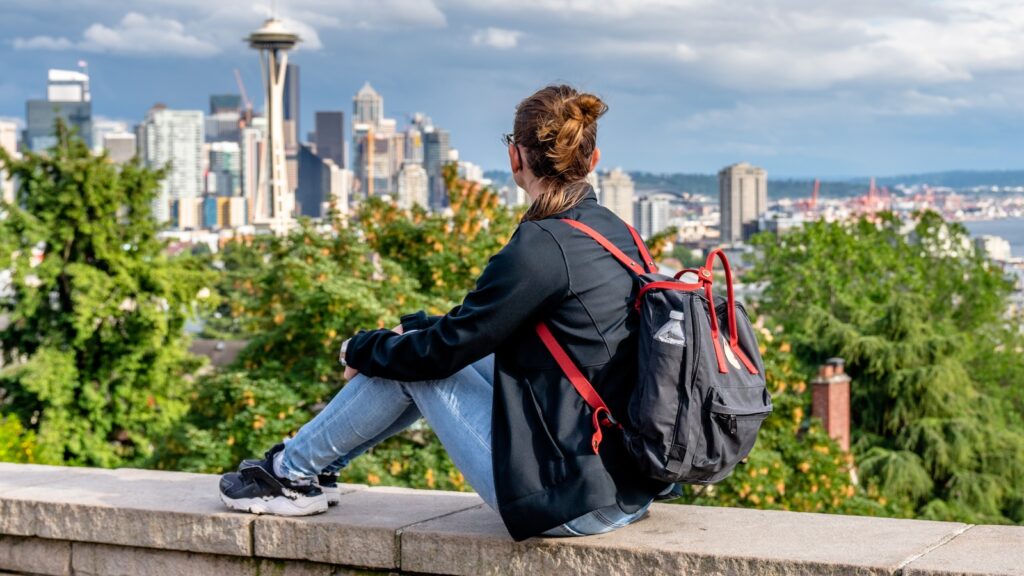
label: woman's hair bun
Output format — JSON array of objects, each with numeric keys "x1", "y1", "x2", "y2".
[{"x1": 567, "y1": 93, "x2": 608, "y2": 127}]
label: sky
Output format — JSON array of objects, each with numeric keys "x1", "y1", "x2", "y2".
[{"x1": 1, "y1": 0, "x2": 1022, "y2": 178}]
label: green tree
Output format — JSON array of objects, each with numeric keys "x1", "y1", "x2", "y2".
[
  {"x1": 750, "y1": 212, "x2": 1024, "y2": 524},
  {"x1": 0, "y1": 121, "x2": 212, "y2": 467},
  {"x1": 358, "y1": 164, "x2": 520, "y2": 305}
]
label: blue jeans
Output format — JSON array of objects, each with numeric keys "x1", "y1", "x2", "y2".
[{"x1": 279, "y1": 354, "x2": 652, "y2": 536}]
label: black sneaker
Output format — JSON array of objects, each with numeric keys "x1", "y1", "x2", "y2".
[
  {"x1": 318, "y1": 473, "x2": 341, "y2": 506},
  {"x1": 220, "y1": 447, "x2": 327, "y2": 516}
]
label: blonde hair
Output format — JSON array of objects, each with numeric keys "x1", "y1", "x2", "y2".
[{"x1": 515, "y1": 85, "x2": 608, "y2": 221}]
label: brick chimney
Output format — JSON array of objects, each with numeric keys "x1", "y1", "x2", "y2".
[{"x1": 811, "y1": 357, "x2": 851, "y2": 452}]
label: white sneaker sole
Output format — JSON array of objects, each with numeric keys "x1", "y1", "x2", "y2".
[
  {"x1": 220, "y1": 492, "x2": 328, "y2": 516},
  {"x1": 324, "y1": 486, "x2": 341, "y2": 506}
]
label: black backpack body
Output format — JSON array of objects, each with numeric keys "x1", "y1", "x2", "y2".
[{"x1": 537, "y1": 219, "x2": 772, "y2": 485}]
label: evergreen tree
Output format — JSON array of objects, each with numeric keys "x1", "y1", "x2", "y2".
[
  {"x1": 750, "y1": 212, "x2": 1024, "y2": 524},
  {"x1": 0, "y1": 121, "x2": 211, "y2": 466}
]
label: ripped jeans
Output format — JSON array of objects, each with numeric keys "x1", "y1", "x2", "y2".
[{"x1": 277, "y1": 354, "x2": 652, "y2": 536}]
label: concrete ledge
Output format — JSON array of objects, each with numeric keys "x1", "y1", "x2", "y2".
[{"x1": 0, "y1": 463, "x2": 1021, "y2": 575}]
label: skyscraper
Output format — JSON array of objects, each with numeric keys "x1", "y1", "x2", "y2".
[
  {"x1": 210, "y1": 94, "x2": 242, "y2": 114},
  {"x1": 138, "y1": 105, "x2": 204, "y2": 225},
  {"x1": 283, "y1": 63, "x2": 300, "y2": 151},
  {"x1": 296, "y1": 143, "x2": 325, "y2": 217},
  {"x1": 0, "y1": 120, "x2": 18, "y2": 204},
  {"x1": 634, "y1": 193, "x2": 673, "y2": 239},
  {"x1": 25, "y1": 69, "x2": 92, "y2": 151},
  {"x1": 324, "y1": 160, "x2": 352, "y2": 217},
  {"x1": 247, "y1": 18, "x2": 300, "y2": 234},
  {"x1": 208, "y1": 141, "x2": 241, "y2": 196},
  {"x1": 422, "y1": 127, "x2": 450, "y2": 209},
  {"x1": 352, "y1": 82, "x2": 382, "y2": 126},
  {"x1": 314, "y1": 111, "x2": 345, "y2": 168},
  {"x1": 239, "y1": 117, "x2": 266, "y2": 225},
  {"x1": 719, "y1": 162, "x2": 768, "y2": 244},
  {"x1": 600, "y1": 168, "x2": 635, "y2": 226}
]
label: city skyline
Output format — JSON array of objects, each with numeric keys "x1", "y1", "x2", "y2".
[{"x1": 2, "y1": 1, "x2": 1023, "y2": 178}]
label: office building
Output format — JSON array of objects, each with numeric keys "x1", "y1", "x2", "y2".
[
  {"x1": 283, "y1": 64, "x2": 300, "y2": 151},
  {"x1": 635, "y1": 193, "x2": 673, "y2": 239},
  {"x1": 422, "y1": 127, "x2": 450, "y2": 209},
  {"x1": 296, "y1": 144, "x2": 326, "y2": 217},
  {"x1": 208, "y1": 141, "x2": 241, "y2": 197},
  {"x1": 25, "y1": 69, "x2": 92, "y2": 151},
  {"x1": 396, "y1": 161, "x2": 429, "y2": 210},
  {"x1": 210, "y1": 94, "x2": 242, "y2": 114},
  {"x1": 91, "y1": 118, "x2": 128, "y2": 155},
  {"x1": 1, "y1": 120, "x2": 18, "y2": 204},
  {"x1": 600, "y1": 168, "x2": 635, "y2": 226},
  {"x1": 239, "y1": 118, "x2": 266, "y2": 225},
  {"x1": 138, "y1": 105, "x2": 204, "y2": 224},
  {"x1": 102, "y1": 132, "x2": 136, "y2": 163},
  {"x1": 458, "y1": 160, "x2": 485, "y2": 185},
  {"x1": 353, "y1": 82, "x2": 382, "y2": 126},
  {"x1": 324, "y1": 160, "x2": 352, "y2": 216},
  {"x1": 314, "y1": 111, "x2": 345, "y2": 168},
  {"x1": 719, "y1": 162, "x2": 768, "y2": 243}
]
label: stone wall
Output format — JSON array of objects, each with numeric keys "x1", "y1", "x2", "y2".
[{"x1": 0, "y1": 463, "x2": 1020, "y2": 575}]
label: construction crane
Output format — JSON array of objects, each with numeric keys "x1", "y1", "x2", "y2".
[{"x1": 233, "y1": 68, "x2": 254, "y2": 122}]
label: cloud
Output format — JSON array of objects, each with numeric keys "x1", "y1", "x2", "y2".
[
  {"x1": 80, "y1": 13, "x2": 219, "y2": 56},
  {"x1": 12, "y1": 35, "x2": 74, "y2": 51},
  {"x1": 14, "y1": 13, "x2": 219, "y2": 57},
  {"x1": 471, "y1": 27, "x2": 521, "y2": 49}
]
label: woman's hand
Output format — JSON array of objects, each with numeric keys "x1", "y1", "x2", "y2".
[{"x1": 343, "y1": 324, "x2": 405, "y2": 381}]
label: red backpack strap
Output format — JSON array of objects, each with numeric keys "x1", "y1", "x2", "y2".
[
  {"x1": 535, "y1": 322, "x2": 619, "y2": 454},
  {"x1": 702, "y1": 249, "x2": 758, "y2": 375},
  {"x1": 559, "y1": 219, "x2": 652, "y2": 276},
  {"x1": 626, "y1": 224, "x2": 658, "y2": 273}
]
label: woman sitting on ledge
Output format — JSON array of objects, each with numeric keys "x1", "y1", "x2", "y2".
[{"x1": 219, "y1": 84, "x2": 670, "y2": 541}]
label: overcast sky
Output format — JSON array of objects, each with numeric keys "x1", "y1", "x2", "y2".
[{"x1": 2, "y1": 0, "x2": 1022, "y2": 177}]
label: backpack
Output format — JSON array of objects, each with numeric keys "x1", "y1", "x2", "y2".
[{"x1": 535, "y1": 218, "x2": 772, "y2": 484}]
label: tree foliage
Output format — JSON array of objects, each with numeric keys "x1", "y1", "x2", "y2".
[
  {"x1": 0, "y1": 121, "x2": 212, "y2": 466},
  {"x1": 750, "y1": 212, "x2": 1024, "y2": 524}
]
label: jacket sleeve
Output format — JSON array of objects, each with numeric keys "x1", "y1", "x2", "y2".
[{"x1": 345, "y1": 222, "x2": 568, "y2": 380}]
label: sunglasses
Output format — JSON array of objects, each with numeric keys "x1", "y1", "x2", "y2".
[{"x1": 501, "y1": 133, "x2": 515, "y2": 147}]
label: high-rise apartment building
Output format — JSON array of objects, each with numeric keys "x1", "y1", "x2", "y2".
[
  {"x1": 600, "y1": 168, "x2": 635, "y2": 226},
  {"x1": 718, "y1": 162, "x2": 768, "y2": 244},
  {"x1": 0, "y1": 120, "x2": 18, "y2": 204},
  {"x1": 635, "y1": 193, "x2": 673, "y2": 239},
  {"x1": 138, "y1": 105, "x2": 204, "y2": 224},
  {"x1": 396, "y1": 161, "x2": 429, "y2": 210},
  {"x1": 25, "y1": 69, "x2": 92, "y2": 151},
  {"x1": 314, "y1": 111, "x2": 345, "y2": 168}
]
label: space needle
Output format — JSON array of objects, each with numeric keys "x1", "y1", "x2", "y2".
[{"x1": 246, "y1": 17, "x2": 299, "y2": 235}]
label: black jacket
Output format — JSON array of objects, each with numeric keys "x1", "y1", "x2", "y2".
[{"x1": 346, "y1": 188, "x2": 668, "y2": 540}]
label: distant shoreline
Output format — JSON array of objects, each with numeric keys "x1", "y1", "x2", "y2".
[{"x1": 962, "y1": 217, "x2": 1024, "y2": 259}]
